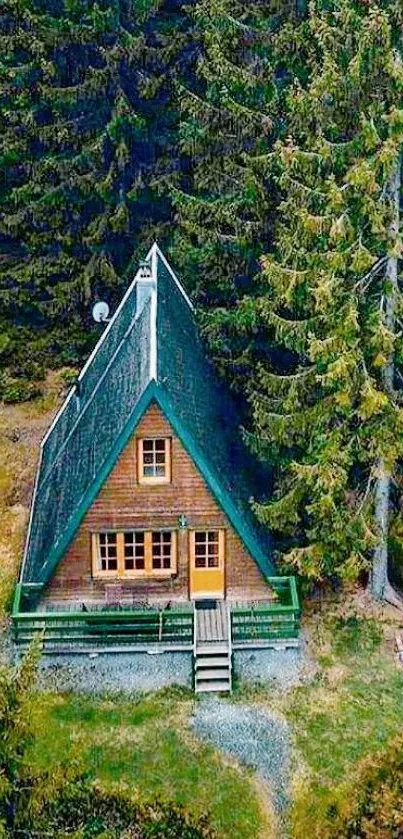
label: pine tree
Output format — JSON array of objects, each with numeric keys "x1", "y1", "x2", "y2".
[
  {"x1": 248, "y1": 0, "x2": 403, "y2": 593},
  {"x1": 171, "y1": 0, "x2": 306, "y2": 383},
  {"x1": 0, "y1": 0, "x2": 193, "y2": 391}
]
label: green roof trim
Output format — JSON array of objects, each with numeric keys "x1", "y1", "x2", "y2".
[
  {"x1": 37, "y1": 380, "x2": 274, "y2": 587},
  {"x1": 21, "y1": 243, "x2": 274, "y2": 588},
  {"x1": 34, "y1": 381, "x2": 158, "y2": 587},
  {"x1": 154, "y1": 384, "x2": 274, "y2": 577}
]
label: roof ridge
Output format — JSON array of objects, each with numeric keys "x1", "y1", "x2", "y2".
[
  {"x1": 149, "y1": 242, "x2": 194, "y2": 311},
  {"x1": 150, "y1": 244, "x2": 158, "y2": 380}
]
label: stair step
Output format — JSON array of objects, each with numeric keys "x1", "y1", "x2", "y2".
[
  {"x1": 195, "y1": 668, "x2": 230, "y2": 681},
  {"x1": 196, "y1": 643, "x2": 229, "y2": 655},
  {"x1": 195, "y1": 680, "x2": 231, "y2": 694},
  {"x1": 196, "y1": 656, "x2": 230, "y2": 668}
]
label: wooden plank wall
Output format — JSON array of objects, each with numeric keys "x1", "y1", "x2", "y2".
[{"x1": 41, "y1": 403, "x2": 270, "y2": 606}]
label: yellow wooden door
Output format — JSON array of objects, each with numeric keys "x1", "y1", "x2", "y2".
[{"x1": 189, "y1": 530, "x2": 225, "y2": 600}]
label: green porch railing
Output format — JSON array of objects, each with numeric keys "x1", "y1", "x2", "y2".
[
  {"x1": 13, "y1": 575, "x2": 300, "y2": 650},
  {"x1": 12, "y1": 585, "x2": 194, "y2": 650},
  {"x1": 231, "y1": 576, "x2": 300, "y2": 642}
]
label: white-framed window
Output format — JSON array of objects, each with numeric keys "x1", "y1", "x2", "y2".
[{"x1": 138, "y1": 438, "x2": 171, "y2": 484}]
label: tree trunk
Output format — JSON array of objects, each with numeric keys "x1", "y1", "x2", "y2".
[{"x1": 371, "y1": 153, "x2": 401, "y2": 604}]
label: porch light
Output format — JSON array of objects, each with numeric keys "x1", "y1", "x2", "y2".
[{"x1": 178, "y1": 514, "x2": 188, "y2": 530}]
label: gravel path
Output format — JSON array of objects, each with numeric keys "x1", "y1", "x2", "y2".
[{"x1": 192, "y1": 697, "x2": 290, "y2": 813}]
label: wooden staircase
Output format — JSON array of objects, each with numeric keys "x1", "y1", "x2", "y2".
[{"x1": 193, "y1": 601, "x2": 232, "y2": 693}]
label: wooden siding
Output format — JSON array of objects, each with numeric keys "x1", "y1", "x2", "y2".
[{"x1": 41, "y1": 403, "x2": 270, "y2": 606}]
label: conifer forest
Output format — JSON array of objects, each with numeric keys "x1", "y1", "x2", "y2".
[{"x1": 1, "y1": 1, "x2": 403, "y2": 593}]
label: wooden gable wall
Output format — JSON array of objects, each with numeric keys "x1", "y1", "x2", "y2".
[{"x1": 41, "y1": 403, "x2": 269, "y2": 605}]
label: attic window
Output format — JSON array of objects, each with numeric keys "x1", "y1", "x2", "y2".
[{"x1": 138, "y1": 438, "x2": 171, "y2": 484}]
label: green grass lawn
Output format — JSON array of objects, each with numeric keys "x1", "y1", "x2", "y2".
[
  {"x1": 23, "y1": 603, "x2": 403, "y2": 839},
  {"x1": 251, "y1": 603, "x2": 403, "y2": 839},
  {"x1": 28, "y1": 688, "x2": 273, "y2": 839}
]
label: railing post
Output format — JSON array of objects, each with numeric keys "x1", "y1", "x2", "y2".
[{"x1": 227, "y1": 604, "x2": 232, "y2": 692}]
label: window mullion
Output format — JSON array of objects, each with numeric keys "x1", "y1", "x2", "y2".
[
  {"x1": 145, "y1": 531, "x2": 152, "y2": 573},
  {"x1": 117, "y1": 532, "x2": 124, "y2": 577}
]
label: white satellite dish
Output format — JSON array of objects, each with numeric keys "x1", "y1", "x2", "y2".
[{"x1": 92, "y1": 300, "x2": 110, "y2": 323}]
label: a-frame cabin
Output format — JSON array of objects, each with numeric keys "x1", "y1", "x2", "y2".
[{"x1": 14, "y1": 245, "x2": 299, "y2": 691}]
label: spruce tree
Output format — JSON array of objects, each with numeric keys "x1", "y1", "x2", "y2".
[
  {"x1": 0, "y1": 0, "x2": 192, "y2": 391},
  {"x1": 171, "y1": 0, "x2": 306, "y2": 383},
  {"x1": 249, "y1": 0, "x2": 403, "y2": 595}
]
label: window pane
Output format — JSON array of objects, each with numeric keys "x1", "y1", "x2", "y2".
[
  {"x1": 124, "y1": 532, "x2": 145, "y2": 572},
  {"x1": 152, "y1": 531, "x2": 171, "y2": 570},
  {"x1": 97, "y1": 532, "x2": 118, "y2": 572},
  {"x1": 143, "y1": 440, "x2": 154, "y2": 452},
  {"x1": 155, "y1": 440, "x2": 165, "y2": 451},
  {"x1": 195, "y1": 556, "x2": 206, "y2": 568}
]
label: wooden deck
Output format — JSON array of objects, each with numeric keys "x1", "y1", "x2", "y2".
[{"x1": 196, "y1": 601, "x2": 229, "y2": 643}]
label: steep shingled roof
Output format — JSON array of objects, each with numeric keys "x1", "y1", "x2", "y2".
[{"x1": 21, "y1": 244, "x2": 274, "y2": 587}]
